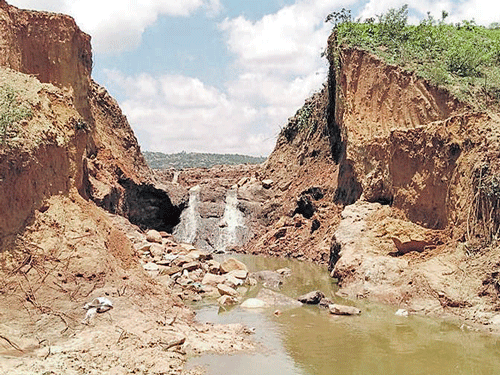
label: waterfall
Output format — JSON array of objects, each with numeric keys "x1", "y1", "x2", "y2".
[
  {"x1": 173, "y1": 185, "x2": 201, "y2": 244},
  {"x1": 216, "y1": 185, "x2": 247, "y2": 252}
]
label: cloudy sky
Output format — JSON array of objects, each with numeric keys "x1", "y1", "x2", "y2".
[{"x1": 9, "y1": 0, "x2": 499, "y2": 156}]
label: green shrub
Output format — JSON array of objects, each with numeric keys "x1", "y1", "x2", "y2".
[
  {"x1": 326, "y1": 5, "x2": 500, "y2": 107},
  {"x1": 0, "y1": 85, "x2": 32, "y2": 144}
]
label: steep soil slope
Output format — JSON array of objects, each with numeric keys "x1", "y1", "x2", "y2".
[
  {"x1": 250, "y1": 37, "x2": 500, "y2": 327},
  {"x1": 0, "y1": 2, "x2": 246, "y2": 373}
]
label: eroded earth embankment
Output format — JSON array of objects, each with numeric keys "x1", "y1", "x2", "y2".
[
  {"x1": 245, "y1": 40, "x2": 500, "y2": 328},
  {"x1": 0, "y1": 1, "x2": 250, "y2": 373}
]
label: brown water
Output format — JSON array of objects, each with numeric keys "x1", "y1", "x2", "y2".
[{"x1": 187, "y1": 254, "x2": 500, "y2": 375}]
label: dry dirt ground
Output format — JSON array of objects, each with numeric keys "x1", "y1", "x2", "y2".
[{"x1": 0, "y1": 193, "x2": 254, "y2": 375}]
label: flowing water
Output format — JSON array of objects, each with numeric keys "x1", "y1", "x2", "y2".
[
  {"x1": 174, "y1": 185, "x2": 201, "y2": 244},
  {"x1": 187, "y1": 254, "x2": 500, "y2": 375},
  {"x1": 215, "y1": 186, "x2": 247, "y2": 252}
]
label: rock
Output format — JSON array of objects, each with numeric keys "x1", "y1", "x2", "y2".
[
  {"x1": 159, "y1": 231, "x2": 170, "y2": 238},
  {"x1": 202, "y1": 273, "x2": 226, "y2": 287},
  {"x1": 319, "y1": 297, "x2": 334, "y2": 308},
  {"x1": 180, "y1": 243, "x2": 197, "y2": 252},
  {"x1": 149, "y1": 243, "x2": 164, "y2": 258},
  {"x1": 241, "y1": 298, "x2": 267, "y2": 309},
  {"x1": 134, "y1": 242, "x2": 151, "y2": 252},
  {"x1": 163, "y1": 265, "x2": 182, "y2": 276},
  {"x1": 218, "y1": 295, "x2": 239, "y2": 306},
  {"x1": 262, "y1": 179, "x2": 274, "y2": 189},
  {"x1": 251, "y1": 270, "x2": 283, "y2": 290},
  {"x1": 228, "y1": 269, "x2": 248, "y2": 280},
  {"x1": 143, "y1": 262, "x2": 159, "y2": 272},
  {"x1": 237, "y1": 177, "x2": 249, "y2": 187},
  {"x1": 391, "y1": 237, "x2": 435, "y2": 255},
  {"x1": 224, "y1": 275, "x2": 244, "y2": 288},
  {"x1": 156, "y1": 254, "x2": 178, "y2": 266},
  {"x1": 276, "y1": 268, "x2": 292, "y2": 277},
  {"x1": 183, "y1": 261, "x2": 200, "y2": 272},
  {"x1": 256, "y1": 289, "x2": 302, "y2": 308},
  {"x1": 187, "y1": 250, "x2": 212, "y2": 262},
  {"x1": 395, "y1": 309, "x2": 409, "y2": 317},
  {"x1": 217, "y1": 283, "x2": 239, "y2": 297},
  {"x1": 298, "y1": 290, "x2": 325, "y2": 304},
  {"x1": 220, "y1": 258, "x2": 248, "y2": 274},
  {"x1": 207, "y1": 260, "x2": 221, "y2": 274},
  {"x1": 174, "y1": 256, "x2": 192, "y2": 267},
  {"x1": 146, "y1": 229, "x2": 163, "y2": 244},
  {"x1": 329, "y1": 304, "x2": 361, "y2": 316}
]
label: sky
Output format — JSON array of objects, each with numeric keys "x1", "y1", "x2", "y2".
[{"x1": 8, "y1": 0, "x2": 500, "y2": 156}]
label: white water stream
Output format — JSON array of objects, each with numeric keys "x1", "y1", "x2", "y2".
[
  {"x1": 216, "y1": 186, "x2": 246, "y2": 252},
  {"x1": 173, "y1": 185, "x2": 201, "y2": 244}
]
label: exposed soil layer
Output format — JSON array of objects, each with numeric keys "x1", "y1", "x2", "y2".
[
  {"x1": 241, "y1": 42, "x2": 500, "y2": 330},
  {"x1": 0, "y1": 2, "x2": 251, "y2": 373}
]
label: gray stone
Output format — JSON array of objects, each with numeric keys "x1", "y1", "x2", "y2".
[
  {"x1": 251, "y1": 270, "x2": 283, "y2": 290},
  {"x1": 256, "y1": 288, "x2": 302, "y2": 308},
  {"x1": 319, "y1": 297, "x2": 334, "y2": 309},
  {"x1": 329, "y1": 304, "x2": 361, "y2": 316},
  {"x1": 298, "y1": 290, "x2": 325, "y2": 305}
]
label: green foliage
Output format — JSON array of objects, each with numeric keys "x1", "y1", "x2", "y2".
[
  {"x1": 326, "y1": 5, "x2": 500, "y2": 107},
  {"x1": 296, "y1": 103, "x2": 313, "y2": 131},
  {"x1": 143, "y1": 151, "x2": 267, "y2": 169},
  {"x1": 0, "y1": 84, "x2": 32, "y2": 144}
]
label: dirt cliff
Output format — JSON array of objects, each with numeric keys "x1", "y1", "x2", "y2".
[
  {"x1": 247, "y1": 36, "x2": 500, "y2": 328},
  {"x1": 0, "y1": 2, "x2": 238, "y2": 373}
]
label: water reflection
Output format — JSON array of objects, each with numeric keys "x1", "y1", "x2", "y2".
[{"x1": 188, "y1": 254, "x2": 500, "y2": 375}]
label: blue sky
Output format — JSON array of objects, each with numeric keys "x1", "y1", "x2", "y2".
[{"x1": 9, "y1": 0, "x2": 499, "y2": 156}]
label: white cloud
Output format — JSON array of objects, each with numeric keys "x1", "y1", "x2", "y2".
[
  {"x1": 9, "y1": 0, "x2": 220, "y2": 53},
  {"x1": 219, "y1": 0, "x2": 351, "y2": 76},
  {"x1": 104, "y1": 70, "x2": 275, "y2": 155},
  {"x1": 358, "y1": 0, "x2": 498, "y2": 26}
]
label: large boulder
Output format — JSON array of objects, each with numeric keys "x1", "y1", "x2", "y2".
[
  {"x1": 256, "y1": 289, "x2": 302, "y2": 308},
  {"x1": 251, "y1": 271, "x2": 283, "y2": 290},
  {"x1": 297, "y1": 290, "x2": 325, "y2": 304},
  {"x1": 220, "y1": 258, "x2": 248, "y2": 274}
]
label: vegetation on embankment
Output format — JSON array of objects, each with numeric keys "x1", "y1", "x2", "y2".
[
  {"x1": 144, "y1": 150, "x2": 267, "y2": 169},
  {"x1": 326, "y1": 6, "x2": 500, "y2": 110}
]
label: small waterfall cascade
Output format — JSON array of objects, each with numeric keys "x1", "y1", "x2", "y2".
[
  {"x1": 215, "y1": 185, "x2": 247, "y2": 252},
  {"x1": 173, "y1": 185, "x2": 201, "y2": 244}
]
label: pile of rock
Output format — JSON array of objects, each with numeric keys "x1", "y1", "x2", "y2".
[{"x1": 134, "y1": 229, "x2": 256, "y2": 304}]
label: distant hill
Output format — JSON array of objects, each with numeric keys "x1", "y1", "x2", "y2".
[{"x1": 143, "y1": 151, "x2": 267, "y2": 169}]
